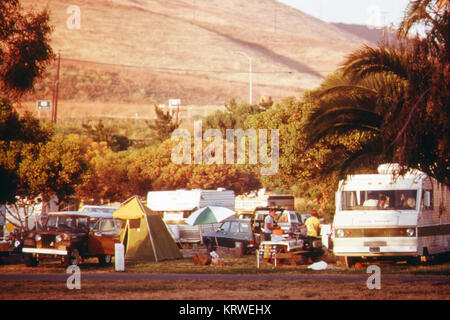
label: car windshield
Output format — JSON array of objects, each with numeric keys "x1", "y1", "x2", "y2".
[
  {"x1": 93, "y1": 218, "x2": 120, "y2": 234},
  {"x1": 219, "y1": 221, "x2": 230, "y2": 232},
  {"x1": 46, "y1": 216, "x2": 88, "y2": 230},
  {"x1": 342, "y1": 190, "x2": 418, "y2": 211},
  {"x1": 80, "y1": 207, "x2": 117, "y2": 214}
]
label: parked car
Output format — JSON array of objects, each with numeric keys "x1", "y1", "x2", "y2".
[
  {"x1": 250, "y1": 207, "x2": 304, "y2": 235},
  {"x1": 250, "y1": 207, "x2": 283, "y2": 234},
  {"x1": 22, "y1": 211, "x2": 121, "y2": 267},
  {"x1": 79, "y1": 206, "x2": 121, "y2": 230},
  {"x1": 202, "y1": 219, "x2": 256, "y2": 257},
  {"x1": 277, "y1": 210, "x2": 304, "y2": 234}
]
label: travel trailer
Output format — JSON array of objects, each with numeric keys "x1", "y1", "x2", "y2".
[
  {"x1": 235, "y1": 189, "x2": 295, "y2": 218},
  {"x1": 146, "y1": 189, "x2": 235, "y2": 245},
  {"x1": 333, "y1": 164, "x2": 449, "y2": 267}
]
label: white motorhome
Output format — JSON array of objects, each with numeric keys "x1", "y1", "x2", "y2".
[
  {"x1": 146, "y1": 189, "x2": 235, "y2": 245},
  {"x1": 333, "y1": 164, "x2": 449, "y2": 267}
]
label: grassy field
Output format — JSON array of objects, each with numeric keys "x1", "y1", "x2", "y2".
[{"x1": 2, "y1": 248, "x2": 450, "y2": 275}]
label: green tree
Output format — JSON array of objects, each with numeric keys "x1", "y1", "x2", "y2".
[
  {"x1": 145, "y1": 105, "x2": 180, "y2": 143},
  {"x1": 0, "y1": 99, "x2": 53, "y2": 202},
  {"x1": 126, "y1": 139, "x2": 180, "y2": 194},
  {"x1": 399, "y1": 0, "x2": 448, "y2": 52},
  {"x1": 0, "y1": 0, "x2": 54, "y2": 98},
  {"x1": 307, "y1": 42, "x2": 448, "y2": 185},
  {"x1": 1, "y1": 133, "x2": 88, "y2": 231},
  {"x1": 203, "y1": 98, "x2": 272, "y2": 135},
  {"x1": 0, "y1": 0, "x2": 54, "y2": 202},
  {"x1": 13, "y1": 134, "x2": 88, "y2": 204},
  {"x1": 125, "y1": 138, "x2": 261, "y2": 197},
  {"x1": 82, "y1": 120, "x2": 131, "y2": 152},
  {"x1": 187, "y1": 164, "x2": 261, "y2": 195},
  {"x1": 76, "y1": 141, "x2": 130, "y2": 203},
  {"x1": 244, "y1": 96, "x2": 360, "y2": 219}
]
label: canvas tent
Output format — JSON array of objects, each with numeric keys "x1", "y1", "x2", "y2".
[{"x1": 113, "y1": 196, "x2": 182, "y2": 262}]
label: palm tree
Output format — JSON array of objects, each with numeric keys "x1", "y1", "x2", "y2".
[
  {"x1": 305, "y1": 45, "x2": 408, "y2": 178},
  {"x1": 305, "y1": 0, "x2": 448, "y2": 184},
  {"x1": 306, "y1": 39, "x2": 448, "y2": 185},
  {"x1": 399, "y1": 0, "x2": 448, "y2": 39},
  {"x1": 399, "y1": 0, "x2": 449, "y2": 62}
]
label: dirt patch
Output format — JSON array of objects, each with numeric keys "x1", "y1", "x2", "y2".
[
  {"x1": 1, "y1": 252, "x2": 449, "y2": 300},
  {"x1": 0, "y1": 279, "x2": 448, "y2": 300}
]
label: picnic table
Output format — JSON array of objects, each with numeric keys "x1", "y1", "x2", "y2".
[{"x1": 257, "y1": 238, "x2": 307, "y2": 268}]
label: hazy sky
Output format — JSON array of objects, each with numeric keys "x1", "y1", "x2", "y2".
[{"x1": 279, "y1": 0, "x2": 411, "y2": 28}]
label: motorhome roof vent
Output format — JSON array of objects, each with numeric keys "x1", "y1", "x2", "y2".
[{"x1": 377, "y1": 163, "x2": 402, "y2": 175}]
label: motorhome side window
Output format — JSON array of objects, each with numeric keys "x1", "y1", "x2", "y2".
[{"x1": 342, "y1": 190, "x2": 418, "y2": 210}]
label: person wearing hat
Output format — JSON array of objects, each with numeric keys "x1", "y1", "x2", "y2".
[{"x1": 297, "y1": 209, "x2": 321, "y2": 237}]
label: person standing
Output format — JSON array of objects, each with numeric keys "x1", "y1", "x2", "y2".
[
  {"x1": 263, "y1": 209, "x2": 277, "y2": 241},
  {"x1": 297, "y1": 209, "x2": 321, "y2": 237}
]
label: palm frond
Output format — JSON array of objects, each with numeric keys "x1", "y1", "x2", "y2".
[
  {"x1": 307, "y1": 105, "x2": 381, "y2": 145},
  {"x1": 337, "y1": 140, "x2": 385, "y2": 178},
  {"x1": 315, "y1": 84, "x2": 377, "y2": 99},
  {"x1": 342, "y1": 45, "x2": 409, "y2": 83},
  {"x1": 399, "y1": 0, "x2": 435, "y2": 37},
  {"x1": 316, "y1": 139, "x2": 384, "y2": 180}
]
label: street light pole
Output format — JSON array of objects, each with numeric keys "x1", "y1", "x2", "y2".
[{"x1": 233, "y1": 51, "x2": 252, "y2": 105}]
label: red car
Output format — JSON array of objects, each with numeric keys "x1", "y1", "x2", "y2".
[{"x1": 22, "y1": 211, "x2": 120, "y2": 267}]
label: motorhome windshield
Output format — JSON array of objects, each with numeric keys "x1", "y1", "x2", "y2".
[{"x1": 342, "y1": 190, "x2": 417, "y2": 211}]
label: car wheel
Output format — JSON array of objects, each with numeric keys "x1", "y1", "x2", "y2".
[
  {"x1": 98, "y1": 254, "x2": 113, "y2": 265},
  {"x1": 24, "y1": 253, "x2": 38, "y2": 267},
  {"x1": 64, "y1": 248, "x2": 81, "y2": 266}
]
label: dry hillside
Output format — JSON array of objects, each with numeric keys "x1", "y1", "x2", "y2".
[{"x1": 19, "y1": 0, "x2": 382, "y2": 118}]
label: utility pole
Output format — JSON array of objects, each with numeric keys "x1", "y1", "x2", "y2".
[{"x1": 52, "y1": 51, "x2": 61, "y2": 124}]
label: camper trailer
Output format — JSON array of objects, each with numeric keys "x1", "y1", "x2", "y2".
[
  {"x1": 333, "y1": 164, "x2": 449, "y2": 267},
  {"x1": 146, "y1": 189, "x2": 235, "y2": 245},
  {"x1": 235, "y1": 189, "x2": 295, "y2": 218}
]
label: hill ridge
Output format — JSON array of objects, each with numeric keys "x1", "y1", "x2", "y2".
[{"x1": 20, "y1": 0, "x2": 382, "y2": 109}]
